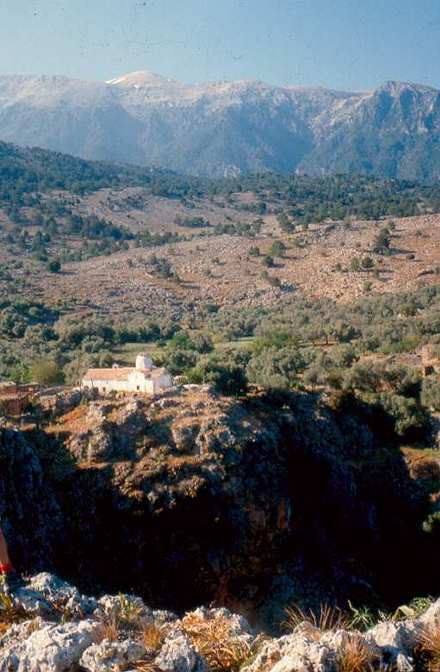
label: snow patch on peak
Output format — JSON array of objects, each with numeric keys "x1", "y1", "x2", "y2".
[{"x1": 106, "y1": 71, "x2": 178, "y2": 87}]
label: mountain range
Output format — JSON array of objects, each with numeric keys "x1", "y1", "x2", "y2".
[{"x1": 1, "y1": 71, "x2": 440, "y2": 179}]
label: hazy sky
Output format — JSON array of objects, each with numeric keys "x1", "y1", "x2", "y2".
[{"x1": 1, "y1": 0, "x2": 440, "y2": 90}]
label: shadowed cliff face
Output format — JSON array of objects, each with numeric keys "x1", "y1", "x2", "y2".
[
  {"x1": 0, "y1": 428, "x2": 63, "y2": 571},
  {"x1": 0, "y1": 387, "x2": 438, "y2": 630}
]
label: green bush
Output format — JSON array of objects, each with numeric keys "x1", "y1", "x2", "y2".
[
  {"x1": 30, "y1": 360, "x2": 65, "y2": 385},
  {"x1": 421, "y1": 377, "x2": 440, "y2": 411},
  {"x1": 47, "y1": 259, "x2": 61, "y2": 273},
  {"x1": 379, "y1": 394, "x2": 428, "y2": 438},
  {"x1": 247, "y1": 347, "x2": 305, "y2": 390}
]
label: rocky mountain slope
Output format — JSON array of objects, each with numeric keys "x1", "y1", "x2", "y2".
[{"x1": 1, "y1": 72, "x2": 440, "y2": 178}]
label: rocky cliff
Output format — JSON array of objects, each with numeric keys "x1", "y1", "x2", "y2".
[{"x1": 1, "y1": 386, "x2": 439, "y2": 633}]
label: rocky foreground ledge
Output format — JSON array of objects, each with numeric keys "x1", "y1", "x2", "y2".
[{"x1": 1, "y1": 573, "x2": 440, "y2": 672}]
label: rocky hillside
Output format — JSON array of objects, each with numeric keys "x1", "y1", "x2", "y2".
[
  {"x1": 1, "y1": 73, "x2": 440, "y2": 179},
  {"x1": 1, "y1": 386, "x2": 440, "y2": 633}
]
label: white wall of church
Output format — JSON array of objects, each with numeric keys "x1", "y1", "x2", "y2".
[{"x1": 82, "y1": 371, "x2": 173, "y2": 395}]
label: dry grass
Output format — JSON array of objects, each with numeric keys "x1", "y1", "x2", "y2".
[
  {"x1": 416, "y1": 623, "x2": 440, "y2": 671},
  {"x1": 131, "y1": 663, "x2": 161, "y2": 672},
  {"x1": 116, "y1": 593, "x2": 144, "y2": 626},
  {"x1": 336, "y1": 635, "x2": 377, "y2": 672},
  {"x1": 142, "y1": 623, "x2": 167, "y2": 652},
  {"x1": 99, "y1": 615, "x2": 120, "y2": 642},
  {"x1": 0, "y1": 621, "x2": 10, "y2": 636},
  {"x1": 283, "y1": 604, "x2": 349, "y2": 633},
  {"x1": 180, "y1": 612, "x2": 258, "y2": 672},
  {"x1": 0, "y1": 588, "x2": 29, "y2": 633}
]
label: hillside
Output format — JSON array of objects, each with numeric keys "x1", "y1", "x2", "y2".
[
  {"x1": 1, "y1": 143, "x2": 440, "y2": 390},
  {"x1": 1, "y1": 74, "x2": 440, "y2": 179},
  {"x1": 1, "y1": 142, "x2": 440, "y2": 313}
]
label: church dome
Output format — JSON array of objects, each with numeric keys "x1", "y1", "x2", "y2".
[{"x1": 136, "y1": 353, "x2": 153, "y2": 370}]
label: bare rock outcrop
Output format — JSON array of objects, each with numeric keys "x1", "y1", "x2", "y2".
[
  {"x1": 80, "y1": 638, "x2": 146, "y2": 672},
  {"x1": 1, "y1": 573, "x2": 440, "y2": 672},
  {"x1": 0, "y1": 619, "x2": 103, "y2": 672}
]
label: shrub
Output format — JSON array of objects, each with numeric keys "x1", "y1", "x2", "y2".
[
  {"x1": 191, "y1": 363, "x2": 248, "y2": 396},
  {"x1": 30, "y1": 360, "x2": 65, "y2": 385},
  {"x1": 283, "y1": 604, "x2": 348, "y2": 633},
  {"x1": 361, "y1": 256, "x2": 374, "y2": 269},
  {"x1": 191, "y1": 333, "x2": 214, "y2": 354},
  {"x1": 269, "y1": 240, "x2": 287, "y2": 257},
  {"x1": 142, "y1": 623, "x2": 167, "y2": 652},
  {"x1": 421, "y1": 377, "x2": 440, "y2": 411},
  {"x1": 422, "y1": 512, "x2": 440, "y2": 536},
  {"x1": 379, "y1": 393, "x2": 428, "y2": 438},
  {"x1": 416, "y1": 622, "x2": 440, "y2": 672},
  {"x1": 336, "y1": 634, "x2": 377, "y2": 672},
  {"x1": 263, "y1": 255, "x2": 275, "y2": 267},
  {"x1": 373, "y1": 227, "x2": 391, "y2": 254},
  {"x1": 47, "y1": 259, "x2": 61, "y2": 273},
  {"x1": 247, "y1": 347, "x2": 305, "y2": 390},
  {"x1": 164, "y1": 349, "x2": 197, "y2": 375},
  {"x1": 180, "y1": 612, "x2": 257, "y2": 672}
]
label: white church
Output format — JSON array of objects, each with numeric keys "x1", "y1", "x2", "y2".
[{"x1": 82, "y1": 353, "x2": 173, "y2": 396}]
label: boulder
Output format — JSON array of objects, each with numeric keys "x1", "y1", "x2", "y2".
[
  {"x1": 97, "y1": 593, "x2": 153, "y2": 625},
  {"x1": 243, "y1": 629, "x2": 330, "y2": 672},
  {"x1": 14, "y1": 572, "x2": 99, "y2": 618},
  {"x1": 80, "y1": 638, "x2": 146, "y2": 671},
  {"x1": 366, "y1": 620, "x2": 419, "y2": 669},
  {"x1": 0, "y1": 619, "x2": 103, "y2": 672},
  {"x1": 155, "y1": 630, "x2": 208, "y2": 672}
]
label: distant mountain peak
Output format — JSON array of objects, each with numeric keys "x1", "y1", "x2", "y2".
[
  {"x1": 0, "y1": 72, "x2": 439, "y2": 180},
  {"x1": 106, "y1": 71, "x2": 178, "y2": 87},
  {"x1": 376, "y1": 80, "x2": 438, "y2": 95}
]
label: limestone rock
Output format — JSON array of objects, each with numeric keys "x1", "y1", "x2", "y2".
[
  {"x1": 155, "y1": 630, "x2": 208, "y2": 672},
  {"x1": 37, "y1": 389, "x2": 93, "y2": 417},
  {"x1": 243, "y1": 630, "x2": 330, "y2": 672},
  {"x1": 97, "y1": 593, "x2": 153, "y2": 625},
  {"x1": 366, "y1": 619, "x2": 418, "y2": 667},
  {"x1": 187, "y1": 606, "x2": 253, "y2": 637},
  {"x1": 171, "y1": 422, "x2": 200, "y2": 453},
  {"x1": 80, "y1": 638, "x2": 146, "y2": 671},
  {"x1": 418, "y1": 598, "x2": 440, "y2": 626},
  {"x1": 0, "y1": 619, "x2": 103, "y2": 672},
  {"x1": 14, "y1": 573, "x2": 99, "y2": 618}
]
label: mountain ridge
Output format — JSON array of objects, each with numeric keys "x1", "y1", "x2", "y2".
[{"x1": 0, "y1": 71, "x2": 439, "y2": 179}]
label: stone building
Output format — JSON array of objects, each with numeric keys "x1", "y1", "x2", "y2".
[
  {"x1": 0, "y1": 383, "x2": 39, "y2": 416},
  {"x1": 82, "y1": 353, "x2": 173, "y2": 396}
]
